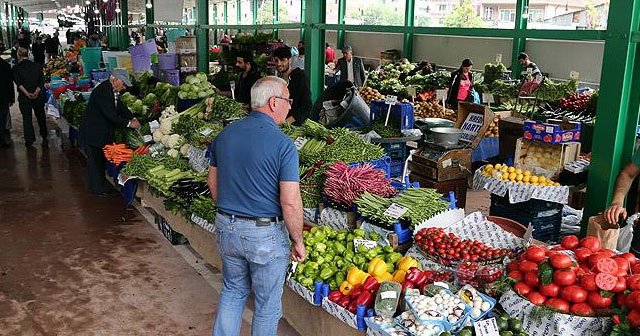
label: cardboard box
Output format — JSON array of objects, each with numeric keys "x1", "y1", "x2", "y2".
[
  {"x1": 514, "y1": 138, "x2": 581, "y2": 179},
  {"x1": 455, "y1": 102, "x2": 496, "y2": 149},
  {"x1": 523, "y1": 119, "x2": 581, "y2": 144}
]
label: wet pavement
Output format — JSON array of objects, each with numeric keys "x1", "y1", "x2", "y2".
[{"x1": 0, "y1": 106, "x2": 299, "y2": 335}]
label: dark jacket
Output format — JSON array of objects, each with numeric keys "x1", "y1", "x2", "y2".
[
  {"x1": 79, "y1": 80, "x2": 134, "y2": 147},
  {"x1": 286, "y1": 68, "x2": 312, "y2": 126},
  {"x1": 234, "y1": 70, "x2": 261, "y2": 105},
  {"x1": 32, "y1": 42, "x2": 46, "y2": 64},
  {"x1": 45, "y1": 36, "x2": 60, "y2": 54},
  {"x1": 13, "y1": 59, "x2": 45, "y2": 104},
  {"x1": 336, "y1": 57, "x2": 366, "y2": 88},
  {"x1": 0, "y1": 58, "x2": 15, "y2": 106},
  {"x1": 445, "y1": 70, "x2": 474, "y2": 110}
]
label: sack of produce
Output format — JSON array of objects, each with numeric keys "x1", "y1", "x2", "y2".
[{"x1": 311, "y1": 81, "x2": 370, "y2": 129}]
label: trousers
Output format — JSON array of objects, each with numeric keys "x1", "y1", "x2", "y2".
[{"x1": 18, "y1": 98, "x2": 46, "y2": 144}]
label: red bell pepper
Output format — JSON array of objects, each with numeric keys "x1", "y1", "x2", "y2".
[
  {"x1": 412, "y1": 271, "x2": 428, "y2": 287},
  {"x1": 347, "y1": 300, "x2": 358, "y2": 314},
  {"x1": 337, "y1": 296, "x2": 351, "y2": 308},
  {"x1": 357, "y1": 291, "x2": 375, "y2": 308},
  {"x1": 423, "y1": 270, "x2": 434, "y2": 283},
  {"x1": 350, "y1": 285, "x2": 364, "y2": 299},
  {"x1": 362, "y1": 276, "x2": 380, "y2": 293},
  {"x1": 328, "y1": 290, "x2": 344, "y2": 303},
  {"x1": 401, "y1": 280, "x2": 414, "y2": 294},
  {"x1": 405, "y1": 267, "x2": 422, "y2": 283},
  {"x1": 418, "y1": 282, "x2": 429, "y2": 295}
]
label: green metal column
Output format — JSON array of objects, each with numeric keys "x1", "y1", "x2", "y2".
[
  {"x1": 582, "y1": 0, "x2": 640, "y2": 234},
  {"x1": 303, "y1": 0, "x2": 325, "y2": 102},
  {"x1": 336, "y1": 0, "x2": 345, "y2": 49},
  {"x1": 196, "y1": 0, "x2": 209, "y2": 72},
  {"x1": 272, "y1": 0, "x2": 278, "y2": 38},
  {"x1": 213, "y1": 5, "x2": 218, "y2": 44},
  {"x1": 5, "y1": 3, "x2": 10, "y2": 47},
  {"x1": 120, "y1": 0, "x2": 129, "y2": 50},
  {"x1": 300, "y1": 0, "x2": 306, "y2": 41},
  {"x1": 145, "y1": 0, "x2": 154, "y2": 40},
  {"x1": 236, "y1": 0, "x2": 241, "y2": 32},
  {"x1": 403, "y1": 0, "x2": 415, "y2": 60},
  {"x1": 223, "y1": 2, "x2": 228, "y2": 35},
  {"x1": 510, "y1": 0, "x2": 528, "y2": 75},
  {"x1": 252, "y1": 0, "x2": 258, "y2": 34},
  {"x1": 10, "y1": 5, "x2": 15, "y2": 45}
]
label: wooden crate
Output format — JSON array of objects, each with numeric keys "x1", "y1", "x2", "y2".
[
  {"x1": 408, "y1": 173, "x2": 468, "y2": 208},
  {"x1": 514, "y1": 138, "x2": 581, "y2": 179},
  {"x1": 499, "y1": 116, "x2": 525, "y2": 162},
  {"x1": 409, "y1": 148, "x2": 472, "y2": 182}
]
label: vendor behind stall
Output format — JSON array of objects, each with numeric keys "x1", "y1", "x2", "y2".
[
  {"x1": 273, "y1": 47, "x2": 311, "y2": 126},
  {"x1": 446, "y1": 58, "x2": 475, "y2": 110},
  {"x1": 216, "y1": 50, "x2": 262, "y2": 107}
]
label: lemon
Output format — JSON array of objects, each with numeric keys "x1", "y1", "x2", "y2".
[
  {"x1": 554, "y1": 182, "x2": 561, "y2": 186},
  {"x1": 501, "y1": 172, "x2": 509, "y2": 180},
  {"x1": 538, "y1": 176, "x2": 546, "y2": 184},
  {"x1": 495, "y1": 164, "x2": 502, "y2": 169},
  {"x1": 516, "y1": 173, "x2": 523, "y2": 182},
  {"x1": 507, "y1": 167, "x2": 516, "y2": 173},
  {"x1": 515, "y1": 168, "x2": 523, "y2": 175},
  {"x1": 486, "y1": 164, "x2": 494, "y2": 170},
  {"x1": 524, "y1": 170, "x2": 532, "y2": 176},
  {"x1": 508, "y1": 172, "x2": 517, "y2": 181},
  {"x1": 523, "y1": 175, "x2": 531, "y2": 183},
  {"x1": 530, "y1": 176, "x2": 539, "y2": 184},
  {"x1": 532, "y1": 182, "x2": 539, "y2": 186}
]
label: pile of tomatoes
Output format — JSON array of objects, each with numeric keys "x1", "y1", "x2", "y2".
[
  {"x1": 508, "y1": 235, "x2": 640, "y2": 327},
  {"x1": 415, "y1": 227, "x2": 511, "y2": 266}
]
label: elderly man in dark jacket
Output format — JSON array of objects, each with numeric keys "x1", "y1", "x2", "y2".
[
  {"x1": 13, "y1": 47, "x2": 47, "y2": 147},
  {"x1": 0, "y1": 53, "x2": 15, "y2": 147},
  {"x1": 336, "y1": 45, "x2": 366, "y2": 88}
]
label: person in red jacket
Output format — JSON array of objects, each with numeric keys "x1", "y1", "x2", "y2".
[{"x1": 325, "y1": 43, "x2": 336, "y2": 64}]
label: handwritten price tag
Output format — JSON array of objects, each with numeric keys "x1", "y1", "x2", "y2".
[
  {"x1": 353, "y1": 239, "x2": 377, "y2": 252},
  {"x1": 436, "y1": 89, "x2": 447, "y2": 101},
  {"x1": 293, "y1": 137, "x2": 309, "y2": 151},
  {"x1": 406, "y1": 86, "x2": 417, "y2": 98},
  {"x1": 384, "y1": 203, "x2": 408, "y2": 219},
  {"x1": 385, "y1": 95, "x2": 398, "y2": 105},
  {"x1": 569, "y1": 71, "x2": 580, "y2": 80},
  {"x1": 474, "y1": 317, "x2": 500, "y2": 336},
  {"x1": 482, "y1": 93, "x2": 495, "y2": 104},
  {"x1": 200, "y1": 128, "x2": 214, "y2": 136}
]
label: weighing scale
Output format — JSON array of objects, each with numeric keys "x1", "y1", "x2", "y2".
[{"x1": 408, "y1": 103, "x2": 495, "y2": 208}]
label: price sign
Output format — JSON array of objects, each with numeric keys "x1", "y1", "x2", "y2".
[
  {"x1": 482, "y1": 93, "x2": 495, "y2": 104},
  {"x1": 406, "y1": 86, "x2": 417, "y2": 99},
  {"x1": 149, "y1": 120, "x2": 160, "y2": 132},
  {"x1": 230, "y1": 81, "x2": 236, "y2": 100},
  {"x1": 353, "y1": 239, "x2": 377, "y2": 252},
  {"x1": 436, "y1": 89, "x2": 447, "y2": 101},
  {"x1": 201, "y1": 128, "x2": 214, "y2": 136},
  {"x1": 293, "y1": 137, "x2": 309, "y2": 151},
  {"x1": 384, "y1": 203, "x2": 409, "y2": 219},
  {"x1": 569, "y1": 71, "x2": 580, "y2": 80},
  {"x1": 380, "y1": 291, "x2": 397, "y2": 300},
  {"x1": 460, "y1": 112, "x2": 484, "y2": 142},
  {"x1": 143, "y1": 135, "x2": 153, "y2": 143},
  {"x1": 474, "y1": 317, "x2": 500, "y2": 336},
  {"x1": 384, "y1": 95, "x2": 398, "y2": 105},
  {"x1": 495, "y1": 54, "x2": 502, "y2": 64}
]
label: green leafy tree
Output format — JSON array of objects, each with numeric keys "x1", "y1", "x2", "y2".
[
  {"x1": 347, "y1": 4, "x2": 404, "y2": 26},
  {"x1": 444, "y1": 0, "x2": 485, "y2": 28},
  {"x1": 256, "y1": 0, "x2": 288, "y2": 24},
  {"x1": 415, "y1": 15, "x2": 431, "y2": 27}
]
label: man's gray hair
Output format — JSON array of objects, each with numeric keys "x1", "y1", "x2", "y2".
[{"x1": 250, "y1": 76, "x2": 287, "y2": 109}]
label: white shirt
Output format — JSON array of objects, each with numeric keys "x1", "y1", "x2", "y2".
[{"x1": 347, "y1": 59, "x2": 354, "y2": 83}]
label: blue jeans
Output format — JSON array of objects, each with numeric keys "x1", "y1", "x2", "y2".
[{"x1": 212, "y1": 213, "x2": 291, "y2": 336}]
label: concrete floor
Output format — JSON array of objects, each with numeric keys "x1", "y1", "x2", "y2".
[{"x1": 0, "y1": 106, "x2": 299, "y2": 335}]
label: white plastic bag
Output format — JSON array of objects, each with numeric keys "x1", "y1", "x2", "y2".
[{"x1": 618, "y1": 213, "x2": 640, "y2": 252}]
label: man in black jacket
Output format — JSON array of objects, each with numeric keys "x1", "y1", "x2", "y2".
[
  {"x1": 273, "y1": 47, "x2": 311, "y2": 126},
  {"x1": 0, "y1": 52, "x2": 15, "y2": 147},
  {"x1": 32, "y1": 36, "x2": 46, "y2": 65},
  {"x1": 13, "y1": 48, "x2": 47, "y2": 147},
  {"x1": 46, "y1": 32, "x2": 61, "y2": 61},
  {"x1": 79, "y1": 69, "x2": 141, "y2": 195},
  {"x1": 336, "y1": 45, "x2": 366, "y2": 88}
]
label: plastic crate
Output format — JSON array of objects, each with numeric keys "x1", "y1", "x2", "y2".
[
  {"x1": 370, "y1": 100, "x2": 415, "y2": 130},
  {"x1": 490, "y1": 193, "x2": 563, "y2": 218},
  {"x1": 390, "y1": 160, "x2": 404, "y2": 178},
  {"x1": 489, "y1": 201, "x2": 561, "y2": 243},
  {"x1": 380, "y1": 142, "x2": 407, "y2": 161},
  {"x1": 349, "y1": 156, "x2": 391, "y2": 178},
  {"x1": 90, "y1": 69, "x2": 110, "y2": 82}
]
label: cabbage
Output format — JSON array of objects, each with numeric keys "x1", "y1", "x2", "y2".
[
  {"x1": 196, "y1": 72, "x2": 207, "y2": 82},
  {"x1": 180, "y1": 83, "x2": 191, "y2": 92},
  {"x1": 198, "y1": 91, "x2": 208, "y2": 98},
  {"x1": 187, "y1": 76, "x2": 200, "y2": 85},
  {"x1": 188, "y1": 92, "x2": 198, "y2": 99},
  {"x1": 178, "y1": 91, "x2": 188, "y2": 99},
  {"x1": 191, "y1": 85, "x2": 201, "y2": 93}
]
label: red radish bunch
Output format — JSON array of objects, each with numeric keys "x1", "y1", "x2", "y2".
[
  {"x1": 560, "y1": 93, "x2": 591, "y2": 111},
  {"x1": 508, "y1": 235, "x2": 640, "y2": 318},
  {"x1": 415, "y1": 227, "x2": 510, "y2": 266},
  {"x1": 324, "y1": 162, "x2": 396, "y2": 207}
]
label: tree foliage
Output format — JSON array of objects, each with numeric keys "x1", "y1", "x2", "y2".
[{"x1": 444, "y1": 0, "x2": 485, "y2": 28}]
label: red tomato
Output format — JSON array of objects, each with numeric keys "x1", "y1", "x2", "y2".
[
  {"x1": 587, "y1": 291, "x2": 613, "y2": 309},
  {"x1": 611, "y1": 276, "x2": 628, "y2": 293},
  {"x1": 508, "y1": 270, "x2": 524, "y2": 282},
  {"x1": 524, "y1": 271, "x2": 540, "y2": 288},
  {"x1": 589, "y1": 253, "x2": 608, "y2": 268},
  {"x1": 576, "y1": 264, "x2": 590, "y2": 278},
  {"x1": 524, "y1": 246, "x2": 547, "y2": 263},
  {"x1": 620, "y1": 252, "x2": 637, "y2": 264},
  {"x1": 561, "y1": 235, "x2": 580, "y2": 250},
  {"x1": 580, "y1": 273, "x2": 598, "y2": 291},
  {"x1": 507, "y1": 261, "x2": 520, "y2": 272},
  {"x1": 570, "y1": 303, "x2": 595, "y2": 316},
  {"x1": 553, "y1": 269, "x2": 577, "y2": 286},
  {"x1": 539, "y1": 283, "x2": 561, "y2": 297},
  {"x1": 598, "y1": 250, "x2": 616, "y2": 258},
  {"x1": 595, "y1": 273, "x2": 617, "y2": 291},
  {"x1": 615, "y1": 258, "x2": 631, "y2": 273},
  {"x1": 526, "y1": 291, "x2": 547, "y2": 306},
  {"x1": 595, "y1": 258, "x2": 619, "y2": 274},
  {"x1": 580, "y1": 236, "x2": 601, "y2": 251},
  {"x1": 627, "y1": 309, "x2": 640, "y2": 328},
  {"x1": 513, "y1": 282, "x2": 532, "y2": 296},
  {"x1": 561, "y1": 285, "x2": 588, "y2": 303},
  {"x1": 550, "y1": 254, "x2": 573, "y2": 269},
  {"x1": 632, "y1": 261, "x2": 640, "y2": 275},
  {"x1": 574, "y1": 247, "x2": 593, "y2": 263},
  {"x1": 550, "y1": 246, "x2": 565, "y2": 252},
  {"x1": 627, "y1": 291, "x2": 640, "y2": 310},
  {"x1": 520, "y1": 260, "x2": 539, "y2": 273},
  {"x1": 545, "y1": 298, "x2": 570, "y2": 313},
  {"x1": 628, "y1": 274, "x2": 640, "y2": 291}
]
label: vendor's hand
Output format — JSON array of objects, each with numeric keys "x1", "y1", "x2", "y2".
[
  {"x1": 604, "y1": 203, "x2": 627, "y2": 225},
  {"x1": 291, "y1": 240, "x2": 306, "y2": 262},
  {"x1": 129, "y1": 119, "x2": 141, "y2": 129}
]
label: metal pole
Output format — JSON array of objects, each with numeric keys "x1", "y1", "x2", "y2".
[
  {"x1": 145, "y1": 0, "x2": 154, "y2": 40},
  {"x1": 223, "y1": 1, "x2": 228, "y2": 35},
  {"x1": 510, "y1": 0, "x2": 528, "y2": 76},
  {"x1": 403, "y1": 0, "x2": 415, "y2": 60},
  {"x1": 120, "y1": 0, "x2": 129, "y2": 50},
  {"x1": 272, "y1": 0, "x2": 278, "y2": 38},
  {"x1": 303, "y1": 0, "x2": 325, "y2": 102},
  {"x1": 196, "y1": 0, "x2": 209, "y2": 72},
  {"x1": 252, "y1": 0, "x2": 258, "y2": 35},
  {"x1": 582, "y1": 0, "x2": 640, "y2": 234},
  {"x1": 236, "y1": 0, "x2": 241, "y2": 32},
  {"x1": 300, "y1": 0, "x2": 306, "y2": 41},
  {"x1": 336, "y1": 0, "x2": 345, "y2": 49},
  {"x1": 213, "y1": 4, "x2": 218, "y2": 44}
]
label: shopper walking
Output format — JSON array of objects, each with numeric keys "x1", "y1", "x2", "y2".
[
  {"x1": 13, "y1": 48, "x2": 47, "y2": 148},
  {"x1": 0, "y1": 54, "x2": 14, "y2": 147},
  {"x1": 17, "y1": 32, "x2": 30, "y2": 50},
  {"x1": 32, "y1": 36, "x2": 46, "y2": 65},
  {"x1": 208, "y1": 76, "x2": 305, "y2": 336},
  {"x1": 336, "y1": 45, "x2": 366, "y2": 88},
  {"x1": 446, "y1": 58, "x2": 475, "y2": 110},
  {"x1": 273, "y1": 47, "x2": 312, "y2": 126},
  {"x1": 46, "y1": 31, "x2": 61, "y2": 61},
  {"x1": 79, "y1": 69, "x2": 141, "y2": 196}
]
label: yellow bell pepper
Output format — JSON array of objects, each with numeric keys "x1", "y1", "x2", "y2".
[
  {"x1": 340, "y1": 281, "x2": 353, "y2": 295},
  {"x1": 396, "y1": 256, "x2": 419, "y2": 272},
  {"x1": 392, "y1": 270, "x2": 406, "y2": 283},
  {"x1": 368, "y1": 257, "x2": 387, "y2": 277},
  {"x1": 347, "y1": 267, "x2": 369, "y2": 285},
  {"x1": 375, "y1": 272, "x2": 394, "y2": 283}
]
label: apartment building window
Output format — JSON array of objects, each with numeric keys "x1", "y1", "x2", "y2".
[
  {"x1": 439, "y1": 4, "x2": 447, "y2": 12},
  {"x1": 529, "y1": 9, "x2": 544, "y2": 22},
  {"x1": 499, "y1": 9, "x2": 516, "y2": 22},
  {"x1": 483, "y1": 7, "x2": 493, "y2": 21}
]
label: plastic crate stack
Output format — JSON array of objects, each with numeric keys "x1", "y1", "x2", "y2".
[
  {"x1": 369, "y1": 101, "x2": 415, "y2": 178},
  {"x1": 489, "y1": 193, "x2": 563, "y2": 243},
  {"x1": 158, "y1": 53, "x2": 180, "y2": 86}
]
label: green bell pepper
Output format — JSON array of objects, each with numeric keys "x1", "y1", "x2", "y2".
[
  {"x1": 334, "y1": 242, "x2": 346, "y2": 255},
  {"x1": 383, "y1": 246, "x2": 395, "y2": 254},
  {"x1": 319, "y1": 267, "x2": 334, "y2": 280},
  {"x1": 353, "y1": 229, "x2": 366, "y2": 238},
  {"x1": 315, "y1": 242, "x2": 327, "y2": 254},
  {"x1": 369, "y1": 231, "x2": 381, "y2": 241},
  {"x1": 386, "y1": 252, "x2": 403, "y2": 264},
  {"x1": 335, "y1": 271, "x2": 346, "y2": 285},
  {"x1": 300, "y1": 277, "x2": 314, "y2": 288}
]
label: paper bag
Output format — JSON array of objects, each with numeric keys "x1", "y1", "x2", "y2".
[{"x1": 586, "y1": 214, "x2": 619, "y2": 250}]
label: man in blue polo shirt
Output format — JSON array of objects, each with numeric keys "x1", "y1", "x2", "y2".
[
  {"x1": 208, "y1": 76, "x2": 306, "y2": 336},
  {"x1": 605, "y1": 150, "x2": 640, "y2": 255}
]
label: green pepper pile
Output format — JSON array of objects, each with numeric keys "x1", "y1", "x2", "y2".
[{"x1": 292, "y1": 226, "x2": 402, "y2": 291}]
